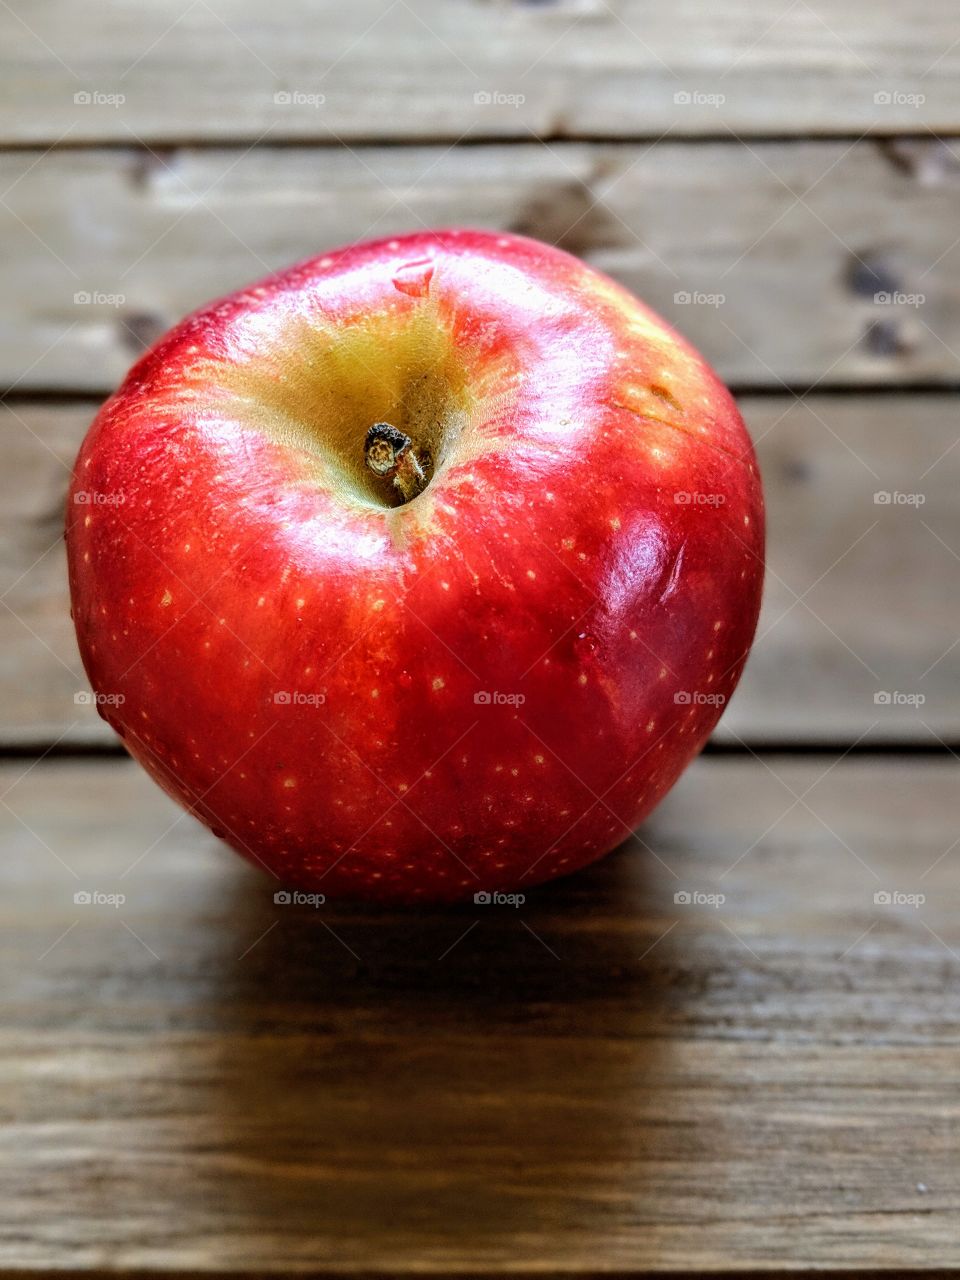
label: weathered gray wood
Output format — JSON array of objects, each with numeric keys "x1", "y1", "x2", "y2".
[
  {"x1": 720, "y1": 394, "x2": 960, "y2": 745},
  {"x1": 2, "y1": 395, "x2": 957, "y2": 748},
  {"x1": 0, "y1": 402, "x2": 84, "y2": 746},
  {"x1": 0, "y1": 755, "x2": 958, "y2": 1271},
  {"x1": 0, "y1": 141, "x2": 958, "y2": 391},
  {"x1": 1, "y1": 0, "x2": 958, "y2": 143}
]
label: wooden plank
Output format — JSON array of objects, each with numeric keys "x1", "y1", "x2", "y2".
[
  {"x1": 1, "y1": 141, "x2": 959, "y2": 392},
  {"x1": 1, "y1": 755, "x2": 958, "y2": 1272},
  {"x1": 1, "y1": 0, "x2": 959, "y2": 144},
  {"x1": 718, "y1": 394, "x2": 960, "y2": 745},
  {"x1": 0, "y1": 402, "x2": 83, "y2": 746},
  {"x1": 2, "y1": 395, "x2": 957, "y2": 748}
]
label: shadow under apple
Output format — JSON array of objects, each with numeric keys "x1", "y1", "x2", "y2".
[{"x1": 183, "y1": 836, "x2": 685, "y2": 1269}]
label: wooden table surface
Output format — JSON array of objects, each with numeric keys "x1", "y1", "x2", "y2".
[{"x1": 0, "y1": 2, "x2": 958, "y2": 1274}]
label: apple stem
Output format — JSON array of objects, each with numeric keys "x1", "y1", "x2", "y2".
[{"x1": 364, "y1": 422, "x2": 428, "y2": 504}]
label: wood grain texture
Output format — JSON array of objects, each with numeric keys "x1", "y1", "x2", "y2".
[
  {"x1": 1, "y1": 0, "x2": 959, "y2": 144},
  {"x1": 0, "y1": 754, "x2": 957, "y2": 1272},
  {"x1": 1, "y1": 141, "x2": 959, "y2": 392},
  {"x1": 3, "y1": 395, "x2": 956, "y2": 749}
]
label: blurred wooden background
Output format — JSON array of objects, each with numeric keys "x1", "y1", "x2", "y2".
[{"x1": 0, "y1": 1, "x2": 958, "y2": 1275}]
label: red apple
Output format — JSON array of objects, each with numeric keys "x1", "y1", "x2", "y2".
[{"x1": 67, "y1": 230, "x2": 764, "y2": 903}]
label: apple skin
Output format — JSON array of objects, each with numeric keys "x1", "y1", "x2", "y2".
[{"x1": 67, "y1": 229, "x2": 763, "y2": 904}]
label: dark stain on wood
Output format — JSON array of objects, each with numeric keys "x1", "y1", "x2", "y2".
[
  {"x1": 119, "y1": 312, "x2": 166, "y2": 353},
  {"x1": 863, "y1": 317, "x2": 909, "y2": 357},
  {"x1": 846, "y1": 251, "x2": 900, "y2": 299},
  {"x1": 508, "y1": 180, "x2": 623, "y2": 258}
]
